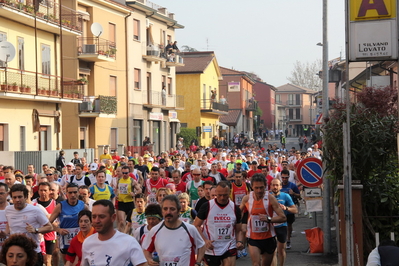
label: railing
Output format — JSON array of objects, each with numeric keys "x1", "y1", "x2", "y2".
[
  {"x1": 142, "y1": 90, "x2": 184, "y2": 108},
  {"x1": 0, "y1": 67, "x2": 84, "y2": 98},
  {"x1": 278, "y1": 116, "x2": 287, "y2": 121},
  {"x1": 135, "y1": 0, "x2": 174, "y2": 19},
  {"x1": 201, "y1": 99, "x2": 229, "y2": 112},
  {"x1": 0, "y1": 0, "x2": 83, "y2": 33},
  {"x1": 287, "y1": 100, "x2": 302, "y2": 105},
  {"x1": 166, "y1": 54, "x2": 183, "y2": 64},
  {"x1": 79, "y1": 95, "x2": 117, "y2": 114},
  {"x1": 275, "y1": 99, "x2": 283, "y2": 104},
  {"x1": 142, "y1": 42, "x2": 167, "y2": 59},
  {"x1": 246, "y1": 99, "x2": 257, "y2": 110},
  {"x1": 78, "y1": 37, "x2": 116, "y2": 58},
  {"x1": 289, "y1": 115, "x2": 303, "y2": 121}
]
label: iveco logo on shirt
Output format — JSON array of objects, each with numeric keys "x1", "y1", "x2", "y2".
[{"x1": 214, "y1": 216, "x2": 231, "y2": 221}]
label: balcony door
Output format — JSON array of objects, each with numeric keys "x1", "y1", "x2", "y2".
[{"x1": 39, "y1": 126, "x2": 49, "y2": 151}]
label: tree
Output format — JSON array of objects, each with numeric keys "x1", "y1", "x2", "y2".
[
  {"x1": 180, "y1": 45, "x2": 197, "y2": 52},
  {"x1": 287, "y1": 60, "x2": 322, "y2": 91}
]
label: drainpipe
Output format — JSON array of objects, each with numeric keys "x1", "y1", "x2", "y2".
[{"x1": 125, "y1": 10, "x2": 132, "y2": 149}]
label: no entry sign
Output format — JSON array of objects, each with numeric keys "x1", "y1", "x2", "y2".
[{"x1": 296, "y1": 158, "x2": 323, "y2": 187}]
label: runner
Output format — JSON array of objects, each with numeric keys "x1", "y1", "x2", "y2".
[
  {"x1": 49, "y1": 183, "x2": 86, "y2": 263},
  {"x1": 240, "y1": 174, "x2": 286, "y2": 266},
  {"x1": 133, "y1": 204, "x2": 162, "y2": 245},
  {"x1": 125, "y1": 193, "x2": 147, "y2": 235},
  {"x1": 270, "y1": 178, "x2": 298, "y2": 266},
  {"x1": 81, "y1": 200, "x2": 147, "y2": 266},
  {"x1": 142, "y1": 194, "x2": 206, "y2": 266},
  {"x1": 194, "y1": 181, "x2": 244, "y2": 266}
]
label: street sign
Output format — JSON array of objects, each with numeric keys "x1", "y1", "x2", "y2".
[
  {"x1": 315, "y1": 114, "x2": 323, "y2": 125},
  {"x1": 203, "y1": 126, "x2": 212, "y2": 132},
  {"x1": 304, "y1": 188, "x2": 322, "y2": 197},
  {"x1": 296, "y1": 158, "x2": 323, "y2": 187}
]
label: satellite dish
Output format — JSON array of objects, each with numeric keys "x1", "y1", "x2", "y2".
[
  {"x1": 91, "y1": 23, "x2": 103, "y2": 37},
  {"x1": 0, "y1": 41, "x2": 16, "y2": 62}
]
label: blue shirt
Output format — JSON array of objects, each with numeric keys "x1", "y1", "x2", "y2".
[
  {"x1": 280, "y1": 181, "x2": 300, "y2": 202},
  {"x1": 271, "y1": 192, "x2": 294, "y2": 227}
]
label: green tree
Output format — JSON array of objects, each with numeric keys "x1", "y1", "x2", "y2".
[
  {"x1": 180, "y1": 45, "x2": 197, "y2": 52},
  {"x1": 176, "y1": 128, "x2": 199, "y2": 148},
  {"x1": 323, "y1": 86, "x2": 399, "y2": 256}
]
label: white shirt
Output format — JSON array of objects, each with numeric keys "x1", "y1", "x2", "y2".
[
  {"x1": 82, "y1": 230, "x2": 147, "y2": 266},
  {"x1": 5, "y1": 204, "x2": 50, "y2": 253},
  {"x1": 142, "y1": 222, "x2": 205, "y2": 266}
]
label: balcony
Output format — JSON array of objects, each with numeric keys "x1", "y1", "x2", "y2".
[
  {"x1": 278, "y1": 116, "x2": 287, "y2": 122},
  {"x1": 79, "y1": 95, "x2": 117, "y2": 118},
  {"x1": 0, "y1": 0, "x2": 83, "y2": 35},
  {"x1": 142, "y1": 90, "x2": 184, "y2": 110},
  {"x1": 288, "y1": 115, "x2": 303, "y2": 121},
  {"x1": 165, "y1": 53, "x2": 184, "y2": 67},
  {"x1": 0, "y1": 67, "x2": 83, "y2": 102},
  {"x1": 286, "y1": 100, "x2": 302, "y2": 106},
  {"x1": 77, "y1": 37, "x2": 116, "y2": 62},
  {"x1": 245, "y1": 99, "x2": 257, "y2": 111},
  {"x1": 201, "y1": 99, "x2": 229, "y2": 115},
  {"x1": 142, "y1": 42, "x2": 166, "y2": 63}
]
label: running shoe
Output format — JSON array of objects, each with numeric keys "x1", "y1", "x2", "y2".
[{"x1": 286, "y1": 241, "x2": 291, "y2": 249}]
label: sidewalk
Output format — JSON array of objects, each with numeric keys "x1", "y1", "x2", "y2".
[{"x1": 237, "y1": 211, "x2": 339, "y2": 266}]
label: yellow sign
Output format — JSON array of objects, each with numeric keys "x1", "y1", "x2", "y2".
[{"x1": 350, "y1": 0, "x2": 396, "y2": 21}]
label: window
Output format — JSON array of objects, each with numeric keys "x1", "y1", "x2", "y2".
[
  {"x1": 167, "y1": 77, "x2": 172, "y2": 95},
  {"x1": 18, "y1": 38, "x2": 25, "y2": 71},
  {"x1": 39, "y1": 126, "x2": 49, "y2": 151},
  {"x1": 167, "y1": 35, "x2": 172, "y2": 44},
  {"x1": 0, "y1": 124, "x2": 5, "y2": 151},
  {"x1": 288, "y1": 108, "x2": 301, "y2": 119},
  {"x1": 276, "y1": 94, "x2": 281, "y2": 104},
  {"x1": 41, "y1": 44, "x2": 51, "y2": 75},
  {"x1": 0, "y1": 32, "x2": 6, "y2": 42},
  {"x1": 110, "y1": 128, "x2": 117, "y2": 152},
  {"x1": 109, "y1": 23, "x2": 116, "y2": 46},
  {"x1": 79, "y1": 128, "x2": 86, "y2": 149},
  {"x1": 146, "y1": 72, "x2": 151, "y2": 91},
  {"x1": 109, "y1": 76, "x2": 116, "y2": 97},
  {"x1": 132, "y1": 120, "x2": 142, "y2": 146},
  {"x1": 296, "y1": 108, "x2": 301, "y2": 119},
  {"x1": 20, "y1": 126, "x2": 25, "y2": 151},
  {"x1": 162, "y1": 75, "x2": 166, "y2": 89},
  {"x1": 134, "y1": 68, "x2": 141, "y2": 90},
  {"x1": 133, "y1": 19, "x2": 140, "y2": 41}
]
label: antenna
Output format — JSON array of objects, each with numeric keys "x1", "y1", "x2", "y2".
[
  {"x1": 0, "y1": 41, "x2": 16, "y2": 63},
  {"x1": 91, "y1": 23, "x2": 103, "y2": 37}
]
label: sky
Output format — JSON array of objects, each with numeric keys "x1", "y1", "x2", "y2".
[{"x1": 154, "y1": 0, "x2": 346, "y2": 87}]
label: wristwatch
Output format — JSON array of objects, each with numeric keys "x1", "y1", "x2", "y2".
[
  {"x1": 195, "y1": 262, "x2": 203, "y2": 266},
  {"x1": 267, "y1": 216, "x2": 272, "y2": 223},
  {"x1": 35, "y1": 228, "x2": 39, "y2": 234}
]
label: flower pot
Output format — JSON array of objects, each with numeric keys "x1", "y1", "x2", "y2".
[
  {"x1": 0, "y1": 84, "x2": 7, "y2": 91},
  {"x1": 26, "y1": 87, "x2": 31, "y2": 93},
  {"x1": 51, "y1": 90, "x2": 59, "y2": 96},
  {"x1": 12, "y1": 85, "x2": 18, "y2": 91},
  {"x1": 19, "y1": 87, "x2": 26, "y2": 93}
]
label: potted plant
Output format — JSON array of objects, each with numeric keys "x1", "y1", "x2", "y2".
[
  {"x1": 109, "y1": 48, "x2": 117, "y2": 58},
  {"x1": 51, "y1": 89, "x2": 59, "y2": 96},
  {"x1": 20, "y1": 84, "x2": 26, "y2": 92},
  {"x1": 11, "y1": 82, "x2": 18, "y2": 91},
  {"x1": 77, "y1": 77, "x2": 88, "y2": 85},
  {"x1": 26, "y1": 86, "x2": 31, "y2": 93},
  {"x1": 36, "y1": 12, "x2": 44, "y2": 18},
  {"x1": 0, "y1": 82, "x2": 7, "y2": 91},
  {"x1": 98, "y1": 50, "x2": 105, "y2": 55}
]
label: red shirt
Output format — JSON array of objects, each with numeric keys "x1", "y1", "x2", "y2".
[
  {"x1": 112, "y1": 155, "x2": 120, "y2": 161},
  {"x1": 217, "y1": 169, "x2": 228, "y2": 177},
  {"x1": 266, "y1": 175, "x2": 274, "y2": 189},
  {"x1": 175, "y1": 181, "x2": 187, "y2": 194},
  {"x1": 182, "y1": 172, "x2": 191, "y2": 182},
  {"x1": 247, "y1": 169, "x2": 262, "y2": 178}
]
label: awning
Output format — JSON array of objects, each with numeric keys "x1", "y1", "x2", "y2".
[{"x1": 169, "y1": 118, "x2": 180, "y2": 123}]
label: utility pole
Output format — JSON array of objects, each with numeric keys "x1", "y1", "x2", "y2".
[{"x1": 321, "y1": 0, "x2": 331, "y2": 254}]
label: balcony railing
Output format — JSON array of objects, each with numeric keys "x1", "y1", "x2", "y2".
[
  {"x1": 0, "y1": 67, "x2": 83, "y2": 99},
  {"x1": 201, "y1": 99, "x2": 229, "y2": 112},
  {"x1": 142, "y1": 90, "x2": 184, "y2": 109},
  {"x1": 0, "y1": 0, "x2": 83, "y2": 33},
  {"x1": 79, "y1": 95, "x2": 117, "y2": 115},
  {"x1": 78, "y1": 37, "x2": 116, "y2": 59},
  {"x1": 287, "y1": 100, "x2": 302, "y2": 106},
  {"x1": 135, "y1": 0, "x2": 175, "y2": 19},
  {"x1": 288, "y1": 115, "x2": 303, "y2": 121},
  {"x1": 142, "y1": 42, "x2": 167, "y2": 62},
  {"x1": 166, "y1": 54, "x2": 184, "y2": 66},
  {"x1": 246, "y1": 99, "x2": 257, "y2": 111}
]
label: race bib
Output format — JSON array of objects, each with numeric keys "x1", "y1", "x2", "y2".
[
  {"x1": 148, "y1": 194, "x2": 157, "y2": 204},
  {"x1": 251, "y1": 215, "x2": 269, "y2": 233},
  {"x1": 234, "y1": 192, "x2": 246, "y2": 205},
  {"x1": 191, "y1": 199, "x2": 198, "y2": 208},
  {"x1": 160, "y1": 255, "x2": 181, "y2": 266},
  {"x1": 119, "y1": 183, "x2": 128, "y2": 194},
  {"x1": 60, "y1": 227, "x2": 79, "y2": 248},
  {"x1": 179, "y1": 217, "x2": 190, "y2": 223},
  {"x1": 214, "y1": 223, "x2": 232, "y2": 241}
]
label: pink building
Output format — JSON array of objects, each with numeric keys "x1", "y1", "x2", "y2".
[{"x1": 253, "y1": 81, "x2": 276, "y2": 132}]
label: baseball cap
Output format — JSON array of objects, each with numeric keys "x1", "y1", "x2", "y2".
[
  {"x1": 307, "y1": 148, "x2": 312, "y2": 152},
  {"x1": 67, "y1": 162, "x2": 74, "y2": 167},
  {"x1": 274, "y1": 152, "x2": 278, "y2": 155},
  {"x1": 90, "y1": 163, "x2": 98, "y2": 171},
  {"x1": 120, "y1": 156, "x2": 125, "y2": 159},
  {"x1": 143, "y1": 154, "x2": 150, "y2": 158},
  {"x1": 148, "y1": 157, "x2": 154, "y2": 162},
  {"x1": 159, "y1": 159, "x2": 166, "y2": 164},
  {"x1": 236, "y1": 160, "x2": 243, "y2": 165},
  {"x1": 222, "y1": 153, "x2": 227, "y2": 157},
  {"x1": 190, "y1": 165, "x2": 197, "y2": 171}
]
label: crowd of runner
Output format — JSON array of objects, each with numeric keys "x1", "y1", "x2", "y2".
[{"x1": 0, "y1": 139, "x2": 324, "y2": 266}]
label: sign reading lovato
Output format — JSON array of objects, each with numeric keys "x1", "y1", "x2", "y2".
[{"x1": 350, "y1": 0, "x2": 395, "y2": 21}]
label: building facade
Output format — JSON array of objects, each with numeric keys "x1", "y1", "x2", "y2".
[{"x1": 176, "y1": 51, "x2": 227, "y2": 147}]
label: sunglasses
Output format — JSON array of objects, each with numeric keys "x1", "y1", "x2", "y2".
[
  {"x1": 192, "y1": 174, "x2": 201, "y2": 176},
  {"x1": 122, "y1": 172, "x2": 129, "y2": 174},
  {"x1": 46, "y1": 174, "x2": 53, "y2": 176}
]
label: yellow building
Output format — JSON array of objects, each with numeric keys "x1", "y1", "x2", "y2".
[
  {"x1": 176, "y1": 52, "x2": 228, "y2": 147},
  {"x1": 62, "y1": 0, "x2": 131, "y2": 155},
  {"x1": 0, "y1": 0, "x2": 84, "y2": 151}
]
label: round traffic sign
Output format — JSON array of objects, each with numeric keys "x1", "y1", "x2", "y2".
[{"x1": 296, "y1": 158, "x2": 323, "y2": 187}]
